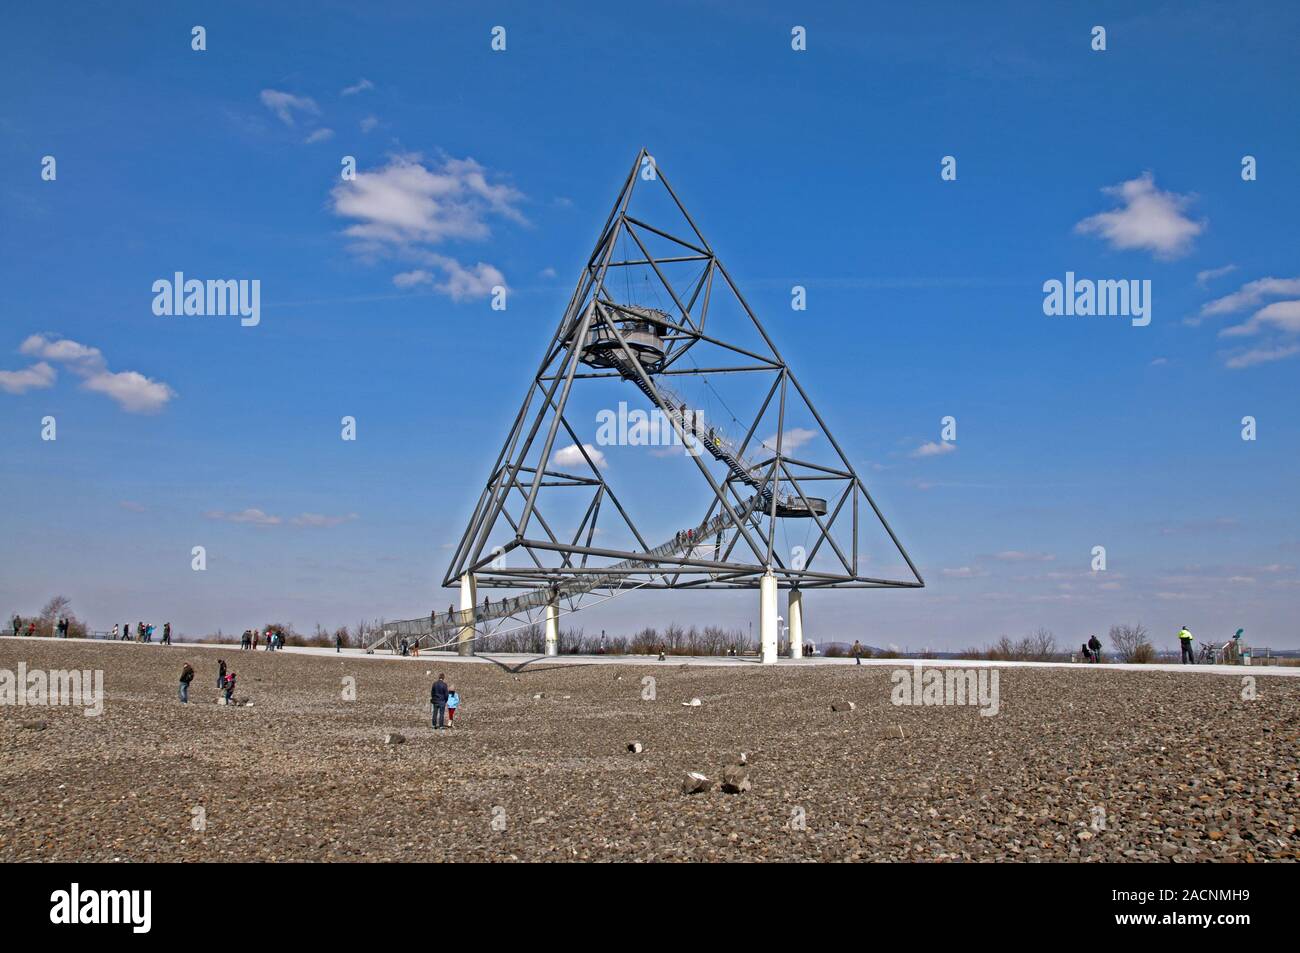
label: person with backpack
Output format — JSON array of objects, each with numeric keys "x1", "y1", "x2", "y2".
[
  {"x1": 430, "y1": 673, "x2": 449, "y2": 729},
  {"x1": 179, "y1": 663, "x2": 195, "y2": 703}
]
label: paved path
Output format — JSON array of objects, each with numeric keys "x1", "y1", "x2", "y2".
[{"x1": 4, "y1": 635, "x2": 1297, "y2": 677}]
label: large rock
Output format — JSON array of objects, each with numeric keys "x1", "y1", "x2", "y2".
[
  {"x1": 384, "y1": 732, "x2": 406, "y2": 746},
  {"x1": 830, "y1": 701, "x2": 856, "y2": 712},
  {"x1": 721, "y1": 764, "x2": 752, "y2": 794},
  {"x1": 627, "y1": 741, "x2": 644, "y2": 754},
  {"x1": 682, "y1": 771, "x2": 714, "y2": 794},
  {"x1": 681, "y1": 698, "x2": 702, "y2": 707}
]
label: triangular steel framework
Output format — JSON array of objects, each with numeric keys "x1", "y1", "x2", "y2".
[
  {"x1": 372, "y1": 150, "x2": 923, "y2": 652},
  {"x1": 446, "y1": 147, "x2": 922, "y2": 593}
]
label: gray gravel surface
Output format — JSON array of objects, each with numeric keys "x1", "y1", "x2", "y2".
[{"x1": 2, "y1": 639, "x2": 1296, "y2": 861}]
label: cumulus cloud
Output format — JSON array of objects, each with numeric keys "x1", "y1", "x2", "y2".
[
  {"x1": 304, "y1": 127, "x2": 334, "y2": 144},
  {"x1": 360, "y1": 115, "x2": 380, "y2": 133},
  {"x1": 331, "y1": 153, "x2": 523, "y2": 300},
  {"x1": 1199, "y1": 277, "x2": 1300, "y2": 318},
  {"x1": 1074, "y1": 172, "x2": 1204, "y2": 259},
  {"x1": 259, "y1": 89, "x2": 320, "y2": 126},
  {"x1": 553, "y1": 443, "x2": 606, "y2": 469},
  {"x1": 761, "y1": 427, "x2": 817, "y2": 453},
  {"x1": 0, "y1": 361, "x2": 56, "y2": 394},
  {"x1": 910, "y1": 440, "x2": 956, "y2": 459},
  {"x1": 81, "y1": 370, "x2": 177, "y2": 414},
  {"x1": 1199, "y1": 276, "x2": 1300, "y2": 368},
  {"x1": 12, "y1": 334, "x2": 175, "y2": 413}
]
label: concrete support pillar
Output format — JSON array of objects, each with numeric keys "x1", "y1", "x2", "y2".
[
  {"x1": 788, "y1": 587, "x2": 804, "y2": 659},
  {"x1": 458, "y1": 573, "x2": 477, "y2": 656},
  {"x1": 760, "y1": 570, "x2": 779, "y2": 664},
  {"x1": 544, "y1": 591, "x2": 559, "y2": 657}
]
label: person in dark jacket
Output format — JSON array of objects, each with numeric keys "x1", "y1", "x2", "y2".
[
  {"x1": 179, "y1": 663, "x2": 195, "y2": 703},
  {"x1": 1087, "y1": 634, "x2": 1103, "y2": 663},
  {"x1": 217, "y1": 658, "x2": 227, "y2": 689},
  {"x1": 430, "y1": 674, "x2": 449, "y2": 729}
]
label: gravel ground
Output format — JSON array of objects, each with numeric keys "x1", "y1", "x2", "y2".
[{"x1": 2, "y1": 639, "x2": 1296, "y2": 862}]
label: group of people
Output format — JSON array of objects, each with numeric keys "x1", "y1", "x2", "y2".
[
  {"x1": 397, "y1": 637, "x2": 420, "y2": 657},
  {"x1": 428, "y1": 673, "x2": 462, "y2": 729},
  {"x1": 10, "y1": 616, "x2": 79, "y2": 638},
  {"x1": 1080, "y1": 634, "x2": 1104, "y2": 663},
  {"x1": 178, "y1": 659, "x2": 237, "y2": 704},
  {"x1": 239, "y1": 629, "x2": 284, "y2": 651},
  {"x1": 111, "y1": 621, "x2": 170, "y2": 644}
]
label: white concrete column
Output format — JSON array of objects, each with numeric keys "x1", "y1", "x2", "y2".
[
  {"x1": 458, "y1": 573, "x2": 477, "y2": 656},
  {"x1": 544, "y1": 591, "x2": 559, "y2": 657},
  {"x1": 760, "y1": 571, "x2": 779, "y2": 664},
  {"x1": 788, "y1": 587, "x2": 803, "y2": 659}
]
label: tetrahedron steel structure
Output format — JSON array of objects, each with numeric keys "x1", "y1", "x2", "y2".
[{"x1": 374, "y1": 149, "x2": 922, "y2": 652}]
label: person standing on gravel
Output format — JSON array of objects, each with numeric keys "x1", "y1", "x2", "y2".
[
  {"x1": 217, "y1": 658, "x2": 227, "y2": 689},
  {"x1": 430, "y1": 674, "x2": 449, "y2": 729},
  {"x1": 179, "y1": 663, "x2": 195, "y2": 703},
  {"x1": 1178, "y1": 626, "x2": 1195, "y2": 664},
  {"x1": 11, "y1": 615, "x2": 18, "y2": 637},
  {"x1": 446, "y1": 687, "x2": 461, "y2": 727}
]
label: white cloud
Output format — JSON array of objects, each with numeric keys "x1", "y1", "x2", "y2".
[
  {"x1": 341, "y1": 78, "x2": 374, "y2": 96},
  {"x1": 14, "y1": 334, "x2": 175, "y2": 412},
  {"x1": 332, "y1": 153, "x2": 526, "y2": 246},
  {"x1": 205, "y1": 508, "x2": 283, "y2": 526},
  {"x1": 1199, "y1": 277, "x2": 1300, "y2": 317},
  {"x1": 553, "y1": 443, "x2": 606, "y2": 469},
  {"x1": 1220, "y1": 299, "x2": 1300, "y2": 338},
  {"x1": 331, "y1": 154, "x2": 523, "y2": 301},
  {"x1": 304, "y1": 128, "x2": 335, "y2": 144},
  {"x1": 21, "y1": 334, "x2": 104, "y2": 371},
  {"x1": 1196, "y1": 264, "x2": 1237, "y2": 287},
  {"x1": 259, "y1": 89, "x2": 320, "y2": 126},
  {"x1": 291, "y1": 512, "x2": 359, "y2": 528},
  {"x1": 360, "y1": 115, "x2": 379, "y2": 133},
  {"x1": 80, "y1": 370, "x2": 177, "y2": 414},
  {"x1": 423, "y1": 255, "x2": 505, "y2": 302},
  {"x1": 0, "y1": 361, "x2": 56, "y2": 394},
  {"x1": 393, "y1": 269, "x2": 433, "y2": 289},
  {"x1": 1074, "y1": 172, "x2": 1204, "y2": 259},
  {"x1": 1224, "y1": 343, "x2": 1300, "y2": 369},
  {"x1": 761, "y1": 427, "x2": 817, "y2": 453},
  {"x1": 1201, "y1": 276, "x2": 1300, "y2": 368},
  {"x1": 910, "y1": 440, "x2": 956, "y2": 458},
  {"x1": 941, "y1": 566, "x2": 987, "y2": 578},
  {"x1": 989, "y1": 551, "x2": 1056, "y2": 563}
]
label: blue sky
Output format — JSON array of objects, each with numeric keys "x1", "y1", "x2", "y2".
[{"x1": 2, "y1": 1, "x2": 1297, "y2": 650}]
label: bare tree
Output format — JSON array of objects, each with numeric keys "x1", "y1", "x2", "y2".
[{"x1": 1108, "y1": 623, "x2": 1152, "y2": 663}]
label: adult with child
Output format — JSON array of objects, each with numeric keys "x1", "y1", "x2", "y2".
[
  {"x1": 1087, "y1": 634, "x2": 1103, "y2": 663},
  {"x1": 430, "y1": 673, "x2": 449, "y2": 730}
]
